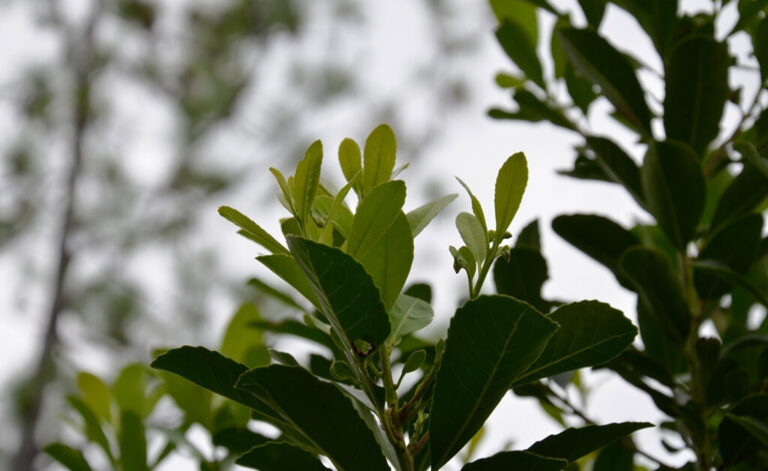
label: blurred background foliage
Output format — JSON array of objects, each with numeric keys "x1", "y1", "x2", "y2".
[{"x1": 0, "y1": 0, "x2": 482, "y2": 468}]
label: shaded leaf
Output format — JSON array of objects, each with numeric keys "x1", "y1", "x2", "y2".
[
  {"x1": 211, "y1": 427, "x2": 268, "y2": 454},
  {"x1": 586, "y1": 136, "x2": 644, "y2": 204},
  {"x1": 236, "y1": 442, "x2": 330, "y2": 470},
  {"x1": 220, "y1": 303, "x2": 269, "y2": 368},
  {"x1": 527, "y1": 422, "x2": 653, "y2": 462},
  {"x1": 493, "y1": 247, "x2": 549, "y2": 312},
  {"x1": 44, "y1": 444, "x2": 93, "y2": 471},
  {"x1": 463, "y1": 451, "x2": 567, "y2": 471},
  {"x1": 119, "y1": 411, "x2": 147, "y2": 471},
  {"x1": 496, "y1": 20, "x2": 544, "y2": 88}
]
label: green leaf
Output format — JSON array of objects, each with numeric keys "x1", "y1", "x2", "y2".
[
  {"x1": 430, "y1": 295, "x2": 558, "y2": 469},
  {"x1": 67, "y1": 396, "x2": 114, "y2": 463},
  {"x1": 664, "y1": 36, "x2": 729, "y2": 156},
  {"x1": 463, "y1": 451, "x2": 567, "y2": 471},
  {"x1": 77, "y1": 372, "x2": 111, "y2": 423},
  {"x1": 558, "y1": 28, "x2": 652, "y2": 135},
  {"x1": 246, "y1": 277, "x2": 305, "y2": 310},
  {"x1": 347, "y1": 180, "x2": 406, "y2": 259},
  {"x1": 710, "y1": 153, "x2": 768, "y2": 231},
  {"x1": 212, "y1": 427, "x2": 269, "y2": 454},
  {"x1": 294, "y1": 140, "x2": 323, "y2": 226},
  {"x1": 611, "y1": 0, "x2": 677, "y2": 58},
  {"x1": 450, "y1": 245, "x2": 477, "y2": 280},
  {"x1": 44, "y1": 444, "x2": 93, "y2": 471},
  {"x1": 388, "y1": 294, "x2": 434, "y2": 345},
  {"x1": 516, "y1": 219, "x2": 540, "y2": 249},
  {"x1": 236, "y1": 365, "x2": 390, "y2": 471},
  {"x1": 338, "y1": 138, "x2": 362, "y2": 196},
  {"x1": 577, "y1": 0, "x2": 607, "y2": 28},
  {"x1": 735, "y1": 141, "x2": 768, "y2": 179},
  {"x1": 256, "y1": 254, "x2": 320, "y2": 308},
  {"x1": 403, "y1": 349, "x2": 426, "y2": 373},
  {"x1": 359, "y1": 211, "x2": 414, "y2": 309},
  {"x1": 456, "y1": 177, "x2": 488, "y2": 235},
  {"x1": 719, "y1": 394, "x2": 768, "y2": 465},
  {"x1": 287, "y1": 236, "x2": 391, "y2": 347},
  {"x1": 218, "y1": 206, "x2": 289, "y2": 254},
  {"x1": 269, "y1": 167, "x2": 297, "y2": 215},
  {"x1": 494, "y1": 152, "x2": 528, "y2": 241},
  {"x1": 527, "y1": 422, "x2": 653, "y2": 462},
  {"x1": 406, "y1": 193, "x2": 458, "y2": 238},
  {"x1": 586, "y1": 136, "x2": 644, "y2": 205},
  {"x1": 693, "y1": 260, "x2": 768, "y2": 309},
  {"x1": 236, "y1": 442, "x2": 330, "y2": 470},
  {"x1": 119, "y1": 411, "x2": 148, "y2": 471},
  {"x1": 113, "y1": 364, "x2": 146, "y2": 416},
  {"x1": 489, "y1": 0, "x2": 538, "y2": 45},
  {"x1": 565, "y1": 63, "x2": 598, "y2": 114},
  {"x1": 755, "y1": 18, "x2": 768, "y2": 80},
  {"x1": 593, "y1": 440, "x2": 635, "y2": 471},
  {"x1": 319, "y1": 174, "x2": 358, "y2": 242},
  {"x1": 724, "y1": 413, "x2": 768, "y2": 447},
  {"x1": 490, "y1": 90, "x2": 577, "y2": 131},
  {"x1": 512, "y1": 301, "x2": 637, "y2": 386},
  {"x1": 362, "y1": 124, "x2": 397, "y2": 195},
  {"x1": 159, "y1": 368, "x2": 212, "y2": 428},
  {"x1": 456, "y1": 212, "x2": 488, "y2": 264},
  {"x1": 552, "y1": 214, "x2": 640, "y2": 286},
  {"x1": 493, "y1": 246, "x2": 549, "y2": 312},
  {"x1": 729, "y1": 0, "x2": 768, "y2": 35},
  {"x1": 220, "y1": 303, "x2": 269, "y2": 368},
  {"x1": 496, "y1": 20, "x2": 544, "y2": 88},
  {"x1": 620, "y1": 247, "x2": 691, "y2": 343},
  {"x1": 641, "y1": 140, "x2": 705, "y2": 249}
]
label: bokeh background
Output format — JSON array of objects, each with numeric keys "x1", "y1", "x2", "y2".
[{"x1": 0, "y1": 0, "x2": 760, "y2": 469}]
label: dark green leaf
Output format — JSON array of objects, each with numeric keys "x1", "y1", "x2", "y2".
[
  {"x1": 710, "y1": 153, "x2": 768, "y2": 231},
  {"x1": 724, "y1": 413, "x2": 768, "y2": 447},
  {"x1": 729, "y1": 0, "x2": 768, "y2": 35},
  {"x1": 489, "y1": 0, "x2": 538, "y2": 45},
  {"x1": 493, "y1": 247, "x2": 549, "y2": 312},
  {"x1": 735, "y1": 141, "x2": 768, "y2": 179},
  {"x1": 565, "y1": 63, "x2": 598, "y2": 114},
  {"x1": 641, "y1": 140, "x2": 705, "y2": 249},
  {"x1": 430, "y1": 295, "x2": 558, "y2": 469},
  {"x1": 236, "y1": 442, "x2": 330, "y2": 470},
  {"x1": 611, "y1": 0, "x2": 677, "y2": 57},
  {"x1": 558, "y1": 28, "x2": 652, "y2": 134},
  {"x1": 755, "y1": 18, "x2": 768, "y2": 80},
  {"x1": 404, "y1": 282, "x2": 432, "y2": 303},
  {"x1": 211, "y1": 427, "x2": 269, "y2": 454},
  {"x1": 119, "y1": 411, "x2": 147, "y2": 471},
  {"x1": 620, "y1": 247, "x2": 691, "y2": 343},
  {"x1": 236, "y1": 365, "x2": 389, "y2": 471},
  {"x1": 347, "y1": 180, "x2": 406, "y2": 260},
  {"x1": 513, "y1": 301, "x2": 637, "y2": 386},
  {"x1": 359, "y1": 211, "x2": 414, "y2": 309},
  {"x1": 44, "y1": 444, "x2": 93, "y2": 471},
  {"x1": 593, "y1": 440, "x2": 635, "y2": 471},
  {"x1": 586, "y1": 136, "x2": 644, "y2": 204},
  {"x1": 516, "y1": 218, "x2": 540, "y2": 249},
  {"x1": 578, "y1": 0, "x2": 607, "y2": 28},
  {"x1": 693, "y1": 260, "x2": 768, "y2": 308},
  {"x1": 664, "y1": 36, "x2": 729, "y2": 156},
  {"x1": 495, "y1": 152, "x2": 528, "y2": 241},
  {"x1": 362, "y1": 124, "x2": 397, "y2": 195},
  {"x1": 527, "y1": 422, "x2": 653, "y2": 462},
  {"x1": 463, "y1": 451, "x2": 567, "y2": 471},
  {"x1": 218, "y1": 206, "x2": 288, "y2": 254},
  {"x1": 406, "y1": 193, "x2": 458, "y2": 238},
  {"x1": 490, "y1": 90, "x2": 577, "y2": 131},
  {"x1": 719, "y1": 394, "x2": 768, "y2": 466},
  {"x1": 287, "y1": 237, "x2": 391, "y2": 347},
  {"x1": 496, "y1": 20, "x2": 544, "y2": 88}
]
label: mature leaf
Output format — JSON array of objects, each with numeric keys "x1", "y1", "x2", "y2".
[
  {"x1": 664, "y1": 36, "x2": 729, "y2": 156},
  {"x1": 256, "y1": 254, "x2": 320, "y2": 308},
  {"x1": 236, "y1": 442, "x2": 330, "y2": 470},
  {"x1": 294, "y1": 140, "x2": 323, "y2": 225},
  {"x1": 527, "y1": 422, "x2": 653, "y2": 462},
  {"x1": 710, "y1": 154, "x2": 768, "y2": 231},
  {"x1": 719, "y1": 394, "x2": 768, "y2": 466},
  {"x1": 246, "y1": 277, "x2": 304, "y2": 310},
  {"x1": 695, "y1": 214, "x2": 764, "y2": 298},
  {"x1": 578, "y1": 0, "x2": 607, "y2": 27},
  {"x1": 557, "y1": 154, "x2": 612, "y2": 182},
  {"x1": 496, "y1": 20, "x2": 544, "y2": 88},
  {"x1": 736, "y1": 141, "x2": 768, "y2": 179},
  {"x1": 641, "y1": 140, "x2": 705, "y2": 249},
  {"x1": 218, "y1": 206, "x2": 288, "y2": 254},
  {"x1": 211, "y1": 427, "x2": 269, "y2": 454},
  {"x1": 457, "y1": 212, "x2": 487, "y2": 263},
  {"x1": 755, "y1": 18, "x2": 768, "y2": 80},
  {"x1": 251, "y1": 318, "x2": 336, "y2": 352},
  {"x1": 725, "y1": 413, "x2": 768, "y2": 447},
  {"x1": 388, "y1": 294, "x2": 434, "y2": 345},
  {"x1": 693, "y1": 261, "x2": 768, "y2": 309},
  {"x1": 119, "y1": 411, "x2": 147, "y2": 471},
  {"x1": 586, "y1": 136, "x2": 644, "y2": 204},
  {"x1": 288, "y1": 237, "x2": 391, "y2": 347},
  {"x1": 565, "y1": 63, "x2": 598, "y2": 114},
  {"x1": 113, "y1": 364, "x2": 147, "y2": 416},
  {"x1": 220, "y1": 303, "x2": 269, "y2": 368},
  {"x1": 44, "y1": 444, "x2": 93, "y2": 471},
  {"x1": 347, "y1": 180, "x2": 406, "y2": 260},
  {"x1": 593, "y1": 440, "x2": 635, "y2": 471},
  {"x1": 77, "y1": 373, "x2": 111, "y2": 423},
  {"x1": 338, "y1": 138, "x2": 362, "y2": 196},
  {"x1": 236, "y1": 365, "x2": 390, "y2": 471},
  {"x1": 494, "y1": 152, "x2": 528, "y2": 241},
  {"x1": 430, "y1": 295, "x2": 558, "y2": 469},
  {"x1": 729, "y1": 0, "x2": 768, "y2": 35},
  {"x1": 406, "y1": 194, "x2": 458, "y2": 238},
  {"x1": 362, "y1": 124, "x2": 397, "y2": 195},
  {"x1": 489, "y1": 0, "x2": 538, "y2": 45},
  {"x1": 463, "y1": 451, "x2": 567, "y2": 471},
  {"x1": 558, "y1": 28, "x2": 651, "y2": 135},
  {"x1": 67, "y1": 396, "x2": 114, "y2": 463},
  {"x1": 404, "y1": 282, "x2": 432, "y2": 303},
  {"x1": 552, "y1": 214, "x2": 640, "y2": 285},
  {"x1": 160, "y1": 368, "x2": 212, "y2": 428},
  {"x1": 493, "y1": 247, "x2": 549, "y2": 312},
  {"x1": 611, "y1": 0, "x2": 677, "y2": 57},
  {"x1": 513, "y1": 301, "x2": 637, "y2": 386},
  {"x1": 359, "y1": 211, "x2": 414, "y2": 309},
  {"x1": 620, "y1": 247, "x2": 691, "y2": 343},
  {"x1": 490, "y1": 90, "x2": 577, "y2": 131}
]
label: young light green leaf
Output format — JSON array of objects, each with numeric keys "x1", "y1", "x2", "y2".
[
  {"x1": 113, "y1": 364, "x2": 146, "y2": 416},
  {"x1": 159, "y1": 367, "x2": 212, "y2": 428},
  {"x1": 664, "y1": 36, "x2": 729, "y2": 156},
  {"x1": 359, "y1": 211, "x2": 414, "y2": 309},
  {"x1": 319, "y1": 173, "x2": 359, "y2": 242},
  {"x1": 339, "y1": 138, "x2": 362, "y2": 196},
  {"x1": 287, "y1": 236, "x2": 391, "y2": 347},
  {"x1": 450, "y1": 245, "x2": 477, "y2": 280},
  {"x1": 489, "y1": 0, "x2": 538, "y2": 44},
  {"x1": 220, "y1": 303, "x2": 269, "y2": 368},
  {"x1": 246, "y1": 278, "x2": 304, "y2": 310},
  {"x1": 269, "y1": 167, "x2": 297, "y2": 215},
  {"x1": 256, "y1": 254, "x2": 320, "y2": 309},
  {"x1": 67, "y1": 396, "x2": 114, "y2": 463},
  {"x1": 388, "y1": 294, "x2": 434, "y2": 345},
  {"x1": 362, "y1": 124, "x2": 397, "y2": 195},
  {"x1": 403, "y1": 349, "x2": 426, "y2": 373},
  {"x1": 406, "y1": 193, "x2": 458, "y2": 238},
  {"x1": 457, "y1": 212, "x2": 488, "y2": 264},
  {"x1": 641, "y1": 140, "x2": 705, "y2": 249},
  {"x1": 558, "y1": 28, "x2": 652, "y2": 135},
  {"x1": 236, "y1": 442, "x2": 330, "y2": 471},
  {"x1": 347, "y1": 180, "x2": 406, "y2": 260},
  {"x1": 494, "y1": 152, "x2": 528, "y2": 241},
  {"x1": 463, "y1": 451, "x2": 567, "y2": 471},
  {"x1": 236, "y1": 365, "x2": 390, "y2": 471},
  {"x1": 119, "y1": 411, "x2": 148, "y2": 471},
  {"x1": 456, "y1": 177, "x2": 488, "y2": 235},
  {"x1": 44, "y1": 444, "x2": 93, "y2": 471},
  {"x1": 218, "y1": 206, "x2": 289, "y2": 254},
  {"x1": 512, "y1": 301, "x2": 637, "y2": 386},
  {"x1": 77, "y1": 373, "x2": 111, "y2": 423},
  {"x1": 527, "y1": 422, "x2": 653, "y2": 462},
  {"x1": 294, "y1": 140, "x2": 323, "y2": 226},
  {"x1": 430, "y1": 295, "x2": 558, "y2": 469},
  {"x1": 330, "y1": 360, "x2": 355, "y2": 381}
]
